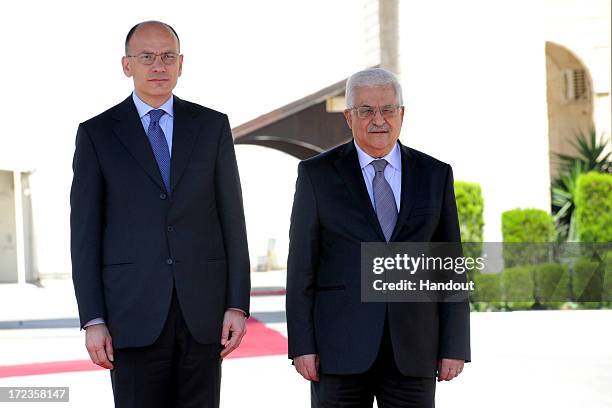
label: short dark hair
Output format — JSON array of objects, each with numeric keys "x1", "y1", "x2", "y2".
[{"x1": 125, "y1": 21, "x2": 180, "y2": 55}]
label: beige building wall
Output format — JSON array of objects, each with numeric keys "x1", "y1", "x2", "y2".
[
  {"x1": 396, "y1": 0, "x2": 551, "y2": 241},
  {"x1": 363, "y1": 0, "x2": 381, "y2": 69},
  {"x1": 544, "y1": 0, "x2": 611, "y2": 139},
  {"x1": 546, "y1": 42, "x2": 595, "y2": 178},
  {"x1": 0, "y1": 171, "x2": 17, "y2": 283},
  {"x1": 368, "y1": 0, "x2": 611, "y2": 241},
  {"x1": 0, "y1": 171, "x2": 36, "y2": 283},
  {"x1": 544, "y1": 0, "x2": 611, "y2": 177},
  {"x1": 362, "y1": 0, "x2": 400, "y2": 73}
]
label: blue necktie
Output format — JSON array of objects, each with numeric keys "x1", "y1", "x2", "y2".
[
  {"x1": 372, "y1": 159, "x2": 398, "y2": 241},
  {"x1": 146, "y1": 109, "x2": 171, "y2": 193}
]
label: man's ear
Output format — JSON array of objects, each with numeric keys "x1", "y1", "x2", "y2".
[
  {"x1": 177, "y1": 54, "x2": 184, "y2": 77},
  {"x1": 122, "y1": 56, "x2": 132, "y2": 78},
  {"x1": 343, "y1": 109, "x2": 353, "y2": 130}
]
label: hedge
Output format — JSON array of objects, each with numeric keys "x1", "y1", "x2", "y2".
[
  {"x1": 575, "y1": 172, "x2": 612, "y2": 243},
  {"x1": 604, "y1": 251, "x2": 612, "y2": 303},
  {"x1": 502, "y1": 266, "x2": 535, "y2": 309},
  {"x1": 573, "y1": 257, "x2": 603, "y2": 307},
  {"x1": 502, "y1": 208, "x2": 555, "y2": 242},
  {"x1": 535, "y1": 263, "x2": 570, "y2": 304},
  {"x1": 469, "y1": 255, "x2": 610, "y2": 310},
  {"x1": 455, "y1": 181, "x2": 484, "y2": 243},
  {"x1": 502, "y1": 209, "x2": 554, "y2": 267},
  {"x1": 471, "y1": 272, "x2": 502, "y2": 303}
]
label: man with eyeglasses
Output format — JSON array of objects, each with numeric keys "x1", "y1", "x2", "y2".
[
  {"x1": 70, "y1": 21, "x2": 250, "y2": 408},
  {"x1": 287, "y1": 68, "x2": 470, "y2": 407}
]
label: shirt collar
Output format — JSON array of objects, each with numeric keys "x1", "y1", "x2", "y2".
[
  {"x1": 354, "y1": 140, "x2": 401, "y2": 171},
  {"x1": 132, "y1": 92, "x2": 174, "y2": 119}
]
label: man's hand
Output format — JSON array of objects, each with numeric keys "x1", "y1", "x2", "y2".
[
  {"x1": 437, "y1": 358, "x2": 464, "y2": 382},
  {"x1": 220, "y1": 309, "x2": 247, "y2": 358},
  {"x1": 294, "y1": 354, "x2": 319, "y2": 382},
  {"x1": 85, "y1": 324, "x2": 114, "y2": 370}
]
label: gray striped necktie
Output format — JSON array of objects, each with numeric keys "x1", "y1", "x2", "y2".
[
  {"x1": 147, "y1": 109, "x2": 171, "y2": 193},
  {"x1": 372, "y1": 159, "x2": 398, "y2": 241}
]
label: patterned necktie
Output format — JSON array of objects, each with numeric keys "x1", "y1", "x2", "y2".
[
  {"x1": 372, "y1": 159, "x2": 398, "y2": 241},
  {"x1": 146, "y1": 109, "x2": 171, "y2": 193}
]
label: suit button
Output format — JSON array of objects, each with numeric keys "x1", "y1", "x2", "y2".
[
  {"x1": 160, "y1": 193, "x2": 167, "y2": 200},
  {"x1": 166, "y1": 258, "x2": 174, "y2": 265},
  {"x1": 167, "y1": 226, "x2": 174, "y2": 232}
]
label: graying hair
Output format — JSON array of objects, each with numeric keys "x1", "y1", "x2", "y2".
[{"x1": 345, "y1": 68, "x2": 403, "y2": 108}]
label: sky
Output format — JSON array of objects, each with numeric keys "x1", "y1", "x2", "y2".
[{"x1": 0, "y1": 0, "x2": 367, "y2": 269}]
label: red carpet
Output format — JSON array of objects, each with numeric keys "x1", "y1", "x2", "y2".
[
  {"x1": 0, "y1": 318, "x2": 287, "y2": 378},
  {"x1": 223, "y1": 317, "x2": 287, "y2": 359},
  {"x1": 0, "y1": 360, "x2": 105, "y2": 378}
]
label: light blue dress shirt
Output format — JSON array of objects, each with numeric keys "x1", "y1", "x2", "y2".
[
  {"x1": 354, "y1": 140, "x2": 402, "y2": 211},
  {"x1": 132, "y1": 92, "x2": 174, "y2": 156}
]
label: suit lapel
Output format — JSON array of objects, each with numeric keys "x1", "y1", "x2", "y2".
[
  {"x1": 112, "y1": 95, "x2": 166, "y2": 191},
  {"x1": 333, "y1": 141, "x2": 386, "y2": 241},
  {"x1": 390, "y1": 142, "x2": 419, "y2": 241},
  {"x1": 170, "y1": 96, "x2": 198, "y2": 192}
]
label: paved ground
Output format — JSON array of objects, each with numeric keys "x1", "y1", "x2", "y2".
[{"x1": 1, "y1": 272, "x2": 611, "y2": 407}]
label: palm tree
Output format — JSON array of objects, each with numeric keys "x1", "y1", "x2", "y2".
[{"x1": 551, "y1": 129, "x2": 611, "y2": 242}]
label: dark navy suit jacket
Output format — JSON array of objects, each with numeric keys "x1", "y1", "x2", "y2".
[
  {"x1": 286, "y1": 140, "x2": 470, "y2": 377},
  {"x1": 71, "y1": 95, "x2": 250, "y2": 348}
]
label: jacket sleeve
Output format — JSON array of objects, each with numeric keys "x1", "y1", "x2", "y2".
[
  {"x1": 215, "y1": 115, "x2": 251, "y2": 315},
  {"x1": 434, "y1": 164, "x2": 471, "y2": 362},
  {"x1": 70, "y1": 123, "x2": 106, "y2": 329},
  {"x1": 286, "y1": 162, "x2": 319, "y2": 359}
]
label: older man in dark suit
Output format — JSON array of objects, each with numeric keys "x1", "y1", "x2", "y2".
[
  {"x1": 286, "y1": 68, "x2": 470, "y2": 407},
  {"x1": 71, "y1": 21, "x2": 250, "y2": 408}
]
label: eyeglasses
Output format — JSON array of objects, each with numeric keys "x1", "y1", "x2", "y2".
[
  {"x1": 349, "y1": 105, "x2": 403, "y2": 119},
  {"x1": 126, "y1": 52, "x2": 180, "y2": 65}
]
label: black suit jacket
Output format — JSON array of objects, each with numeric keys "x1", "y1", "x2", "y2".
[
  {"x1": 70, "y1": 95, "x2": 250, "y2": 349},
  {"x1": 286, "y1": 140, "x2": 470, "y2": 377}
]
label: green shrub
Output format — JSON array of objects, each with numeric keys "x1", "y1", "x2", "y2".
[
  {"x1": 502, "y1": 209, "x2": 554, "y2": 266},
  {"x1": 455, "y1": 181, "x2": 484, "y2": 243},
  {"x1": 604, "y1": 251, "x2": 612, "y2": 304},
  {"x1": 455, "y1": 181, "x2": 484, "y2": 261},
  {"x1": 572, "y1": 258, "x2": 603, "y2": 307},
  {"x1": 471, "y1": 272, "x2": 502, "y2": 303},
  {"x1": 502, "y1": 208, "x2": 555, "y2": 242},
  {"x1": 575, "y1": 172, "x2": 612, "y2": 243},
  {"x1": 502, "y1": 266, "x2": 535, "y2": 309},
  {"x1": 535, "y1": 263, "x2": 570, "y2": 306}
]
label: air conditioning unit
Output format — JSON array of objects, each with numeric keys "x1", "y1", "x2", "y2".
[{"x1": 563, "y1": 69, "x2": 589, "y2": 102}]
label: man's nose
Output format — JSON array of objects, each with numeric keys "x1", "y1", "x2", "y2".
[
  {"x1": 151, "y1": 56, "x2": 167, "y2": 71},
  {"x1": 371, "y1": 109, "x2": 386, "y2": 126}
]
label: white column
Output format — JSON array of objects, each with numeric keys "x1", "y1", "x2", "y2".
[{"x1": 13, "y1": 171, "x2": 26, "y2": 285}]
